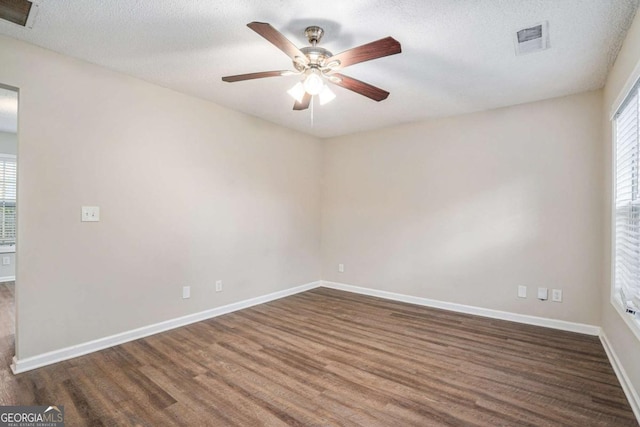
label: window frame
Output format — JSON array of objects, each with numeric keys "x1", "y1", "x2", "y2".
[{"x1": 611, "y1": 67, "x2": 640, "y2": 342}]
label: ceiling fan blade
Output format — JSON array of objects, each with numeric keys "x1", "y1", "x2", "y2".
[
  {"x1": 247, "y1": 22, "x2": 309, "y2": 65},
  {"x1": 325, "y1": 37, "x2": 401, "y2": 71},
  {"x1": 330, "y1": 74, "x2": 390, "y2": 102},
  {"x1": 222, "y1": 70, "x2": 291, "y2": 83},
  {"x1": 293, "y1": 93, "x2": 312, "y2": 111}
]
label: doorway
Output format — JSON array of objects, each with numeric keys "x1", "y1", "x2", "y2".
[{"x1": 0, "y1": 86, "x2": 18, "y2": 369}]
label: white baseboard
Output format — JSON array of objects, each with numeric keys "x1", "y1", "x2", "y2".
[
  {"x1": 320, "y1": 281, "x2": 601, "y2": 336},
  {"x1": 8, "y1": 279, "x2": 605, "y2": 375},
  {"x1": 600, "y1": 333, "x2": 640, "y2": 423},
  {"x1": 11, "y1": 281, "x2": 321, "y2": 374},
  {"x1": 0, "y1": 275, "x2": 15, "y2": 283}
]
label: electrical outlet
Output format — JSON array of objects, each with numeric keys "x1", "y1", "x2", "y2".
[
  {"x1": 182, "y1": 286, "x2": 190, "y2": 299},
  {"x1": 552, "y1": 289, "x2": 562, "y2": 302},
  {"x1": 215, "y1": 280, "x2": 222, "y2": 292},
  {"x1": 2, "y1": 256, "x2": 10, "y2": 266},
  {"x1": 537, "y1": 287, "x2": 548, "y2": 301},
  {"x1": 81, "y1": 206, "x2": 100, "y2": 222},
  {"x1": 518, "y1": 285, "x2": 527, "y2": 298},
  {"x1": 338, "y1": 263, "x2": 344, "y2": 273}
]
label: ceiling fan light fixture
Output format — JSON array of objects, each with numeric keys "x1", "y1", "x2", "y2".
[
  {"x1": 303, "y1": 71, "x2": 324, "y2": 95},
  {"x1": 287, "y1": 82, "x2": 305, "y2": 103},
  {"x1": 319, "y1": 85, "x2": 336, "y2": 105}
]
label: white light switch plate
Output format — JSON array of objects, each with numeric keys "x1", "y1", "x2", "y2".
[
  {"x1": 338, "y1": 263, "x2": 344, "y2": 273},
  {"x1": 182, "y1": 286, "x2": 190, "y2": 299},
  {"x1": 551, "y1": 289, "x2": 562, "y2": 302},
  {"x1": 81, "y1": 206, "x2": 100, "y2": 222},
  {"x1": 517, "y1": 285, "x2": 527, "y2": 298},
  {"x1": 537, "y1": 287, "x2": 548, "y2": 300}
]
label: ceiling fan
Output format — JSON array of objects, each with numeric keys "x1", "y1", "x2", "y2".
[{"x1": 222, "y1": 22, "x2": 402, "y2": 110}]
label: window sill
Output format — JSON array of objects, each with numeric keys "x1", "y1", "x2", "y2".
[
  {"x1": 611, "y1": 296, "x2": 640, "y2": 343},
  {"x1": 0, "y1": 245, "x2": 15, "y2": 254}
]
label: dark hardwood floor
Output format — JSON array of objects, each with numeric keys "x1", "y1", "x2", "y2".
[{"x1": 0, "y1": 286, "x2": 637, "y2": 426}]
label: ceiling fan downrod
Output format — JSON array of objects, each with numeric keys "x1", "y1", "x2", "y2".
[{"x1": 304, "y1": 26, "x2": 324, "y2": 46}]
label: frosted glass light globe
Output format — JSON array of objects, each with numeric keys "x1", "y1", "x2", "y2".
[
  {"x1": 303, "y1": 72, "x2": 324, "y2": 95},
  {"x1": 319, "y1": 85, "x2": 336, "y2": 105},
  {"x1": 287, "y1": 82, "x2": 305, "y2": 102}
]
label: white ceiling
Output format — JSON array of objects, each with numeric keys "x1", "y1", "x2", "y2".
[{"x1": 0, "y1": 0, "x2": 637, "y2": 138}]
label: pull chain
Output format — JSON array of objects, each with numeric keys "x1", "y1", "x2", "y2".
[{"x1": 310, "y1": 95, "x2": 314, "y2": 127}]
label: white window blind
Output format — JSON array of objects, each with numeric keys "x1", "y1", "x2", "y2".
[
  {"x1": 615, "y1": 82, "x2": 640, "y2": 314},
  {"x1": 0, "y1": 156, "x2": 16, "y2": 246}
]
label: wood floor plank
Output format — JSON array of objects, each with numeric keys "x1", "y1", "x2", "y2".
[{"x1": 1, "y1": 286, "x2": 638, "y2": 426}]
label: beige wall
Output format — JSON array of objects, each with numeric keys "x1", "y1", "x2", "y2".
[
  {"x1": 602, "y1": 8, "x2": 640, "y2": 401},
  {"x1": 322, "y1": 90, "x2": 603, "y2": 325},
  {"x1": 0, "y1": 35, "x2": 322, "y2": 359}
]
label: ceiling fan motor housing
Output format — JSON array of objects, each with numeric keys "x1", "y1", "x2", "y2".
[
  {"x1": 296, "y1": 46, "x2": 333, "y2": 71},
  {"x1": 291, "y1": 26, "x2": 333, "y2": 72}
]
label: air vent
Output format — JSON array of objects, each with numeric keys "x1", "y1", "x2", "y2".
[
  {"x1": 514, "y1": 21, "x2": 549, "y2": 55},
  {"x1": 0, "y1": 0, "x2": 33, "y2": 27}
]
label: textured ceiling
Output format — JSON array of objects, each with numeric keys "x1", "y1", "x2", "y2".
[{"x1": 0, "y1": 0, "x2": 637, "y2": 138}]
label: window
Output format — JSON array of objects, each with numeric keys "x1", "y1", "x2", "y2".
[
  {"x1": 0, "y1": 155, "x2": 16, "y2": 247},
  {"x1": 614, "y1": 79, "x2": 640, "y2": 321}
]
